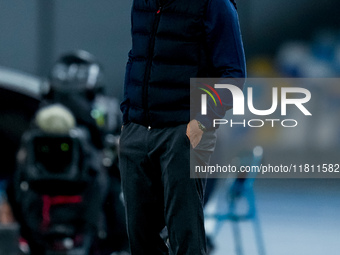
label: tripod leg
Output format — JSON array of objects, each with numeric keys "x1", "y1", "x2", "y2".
[
  {"x1": 232, "y1": 220, "x2": 243, "y2": 255},
  {"x1": 253, "y1": 214, "x2": 266, "y2": 255}
]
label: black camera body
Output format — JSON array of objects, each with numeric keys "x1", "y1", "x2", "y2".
[
  {"x1": 11, "y1": 126, "x2": 104, "y2": 254},
  {"x1": 17, "y1": 128, "x2": 95, "y2": 196},
  {"x1": 24, "y1": 129, "x2": 90, "y2": 179}
]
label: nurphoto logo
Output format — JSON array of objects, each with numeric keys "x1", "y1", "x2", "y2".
[{"x1": 200, "y1": 84, "x2": 312, "y2": 128}]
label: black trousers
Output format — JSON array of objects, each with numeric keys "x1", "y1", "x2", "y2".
[{"x1": 119, "y1": 122, "x2": 216, "y2": 255}]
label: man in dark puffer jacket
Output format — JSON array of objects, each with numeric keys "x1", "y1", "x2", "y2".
[{"x1": 119, "y1": 0, "x2": 246, "y2": 254}]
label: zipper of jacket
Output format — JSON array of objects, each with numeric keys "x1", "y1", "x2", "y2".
[{"x1": 143, "y1": 4, "x2": 162, "y2": 128}]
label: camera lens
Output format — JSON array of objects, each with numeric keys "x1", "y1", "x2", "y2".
[{"x1": 34, "y1": 137, "x2": 73, "y2": 174}]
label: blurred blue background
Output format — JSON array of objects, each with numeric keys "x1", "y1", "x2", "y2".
[{"x1": 1, "y1": 0, "x2": 340, "y2": 95}]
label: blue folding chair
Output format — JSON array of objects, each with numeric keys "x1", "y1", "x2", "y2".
[{"x1": 204, "y1": 146, "x2": 266, "y2": 255}]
